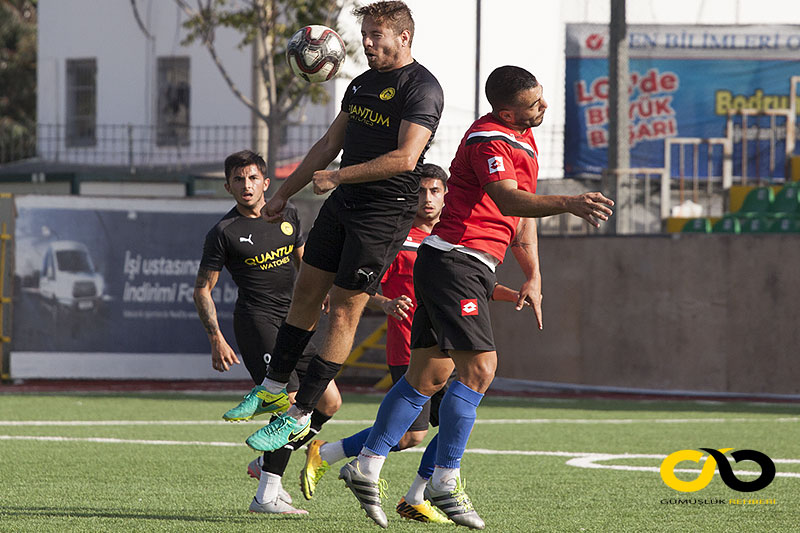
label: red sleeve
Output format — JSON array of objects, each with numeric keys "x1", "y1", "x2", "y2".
[
  {"x1": 381, "y1": 259, "x2": 396, "y2": 285},
  {"x1": 468, "y1": 139, "x2": 518, "y2": 188}
]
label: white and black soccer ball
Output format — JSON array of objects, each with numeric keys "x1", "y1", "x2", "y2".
[{"x1": 286, "y1": 25, "x2": 346, "y2": 83}]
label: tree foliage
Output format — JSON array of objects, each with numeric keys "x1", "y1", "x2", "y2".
[
  {"x1": 0, "y1": 0, "x2": 37, "y2": 163},
  {"x1": 167, "y1": 0, "x2": 356, "y2": 174}
]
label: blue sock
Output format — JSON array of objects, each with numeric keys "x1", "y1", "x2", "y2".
[
  {"x1": 435, "y1": 381, "x2": 484, "y2": 469},
  {"x1": 418, "y1": 433, "x2": 438, "y2": 479},
  {"x1": 363, "y1": 376, "x2": 430, "y2": 457},
  {"x1": 342, "y1": 427, "x2": 372, "y2": 458}
]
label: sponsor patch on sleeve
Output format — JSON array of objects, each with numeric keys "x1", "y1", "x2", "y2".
[
  {"x1": 461, "y1": 299, "x2": 479, "y2": 316},
  {"x1": 487, "y1": 156, "x2": 505, "y2": 174}
]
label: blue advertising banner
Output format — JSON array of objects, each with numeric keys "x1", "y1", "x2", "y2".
[
  {"x1": 13, "y1": 196, "x2": 237, "y2": 355},
  {"x1": 565, "y1": 24, "x2": 800, "y2": 179}
]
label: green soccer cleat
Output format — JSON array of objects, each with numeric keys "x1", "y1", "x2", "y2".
[
  {"x1": 339, "y1": 460, "x2": 389, "y2": 529},
  {"x1": 246, "y1": 412, "x2": 311, "y2": 452},
  {"x1": 300, "y1": 439, "x2": 330, "y2": 500},
  {"x1": 223, "y1": 386, "x2": 290, "y2": 422},
  {"x1": 396, "y1": 497, "x2": 453, "y2": 524},
  {"x1": 424, "y1": 478, "x2": 485, "y2": 530}
]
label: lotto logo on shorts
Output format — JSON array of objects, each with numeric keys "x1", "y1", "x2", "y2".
[{"x1": 460, "y1": 299, "x2": 479, "y2": 316}]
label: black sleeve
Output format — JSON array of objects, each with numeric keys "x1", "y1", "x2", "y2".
[
  {"x1": 284, "y1": 203, "x2": 306, "y2": 249},
  {"x1": 400, "y1": 74, "x2": 443, "y2": 133},
  {"x1": 199, "y1": 226, "x2": 226, "y2": 272},
  {"x1": 341, "y1": 78, "x2": 356, "y2": 113}
]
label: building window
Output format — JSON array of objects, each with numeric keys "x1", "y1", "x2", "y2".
[
  {"x1": 157, "y1": 57, "x2": 190, "y2": 146},
  {"x1": 66, "y1": 59, "x2": 97, "y2": 147}
]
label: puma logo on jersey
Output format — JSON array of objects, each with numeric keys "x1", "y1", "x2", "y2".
[
  {"x1": 240, "y1": 234, "x2": 254, "y2": 245},
  {"x1": 352, "y1": 85, "x2": 361, "y2": 94}
]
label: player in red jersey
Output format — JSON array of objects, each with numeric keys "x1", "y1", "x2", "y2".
[
  {"x1": 340, "y1": 66, "x2": 615, "y2": 528},
  {"x1": 300, "y1": 163, "x2": 525, "y2": 524}
]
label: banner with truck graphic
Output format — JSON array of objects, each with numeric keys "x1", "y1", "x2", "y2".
[
  {"x1": 565, "y1": 24, "x2": 800, "y2": 179},
  {"x1": 13, "y1": 196, "x2": 237, "y2": 355}
]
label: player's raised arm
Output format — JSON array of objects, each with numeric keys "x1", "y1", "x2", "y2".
[
  {"x1": 263, "y1": 111, "x2": 349, "y2": 220},
  {"x1": 193, "y1": 267, "x2": 240, "y2": 372},
  {"x1": 311, "y1": 119, "x2": 432, "y2": 194},
  {"x1": 484, "y1": 179, "x2": 614, "y2": 227}
]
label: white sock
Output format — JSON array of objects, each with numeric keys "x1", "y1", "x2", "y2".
[
  {"x1": 319, "y1": 440, "x2": 347, "y2": 465},
  {"x1": 261, "y1": 377, "x2": 287, "y2": 394},
  {"x1": 255, "y1": 472, "x2": 282, "y2": 503},
  {"x1": 355, "y1": 447, "x2": 386, "y2": 481},
  {"x1": 286, "y1": 405, "x2": 311, "y2": 424},
  {"x1": 430, "y1": 466, "x2": 459, "y2": 492},
  {"x1": 404, "y1": 474, "x2": 429, "y2": 505}
]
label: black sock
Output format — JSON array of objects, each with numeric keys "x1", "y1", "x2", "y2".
[
  {"x1": 262, "y1": 447, "x2": 293, "y2": 476},
  {"x1": 293, "y1": 356, "x2": 342, "y2": 413},
  {"x1": 290, "y1": 410, "x2": 333, "y2": 450},
  {"x1": 266, "y1": 322, "x2": 315, "y2": 383}
]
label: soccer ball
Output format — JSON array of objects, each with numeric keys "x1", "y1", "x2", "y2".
[{"x1": 286, "y1": 25, "x2": 346, "y2": 83}]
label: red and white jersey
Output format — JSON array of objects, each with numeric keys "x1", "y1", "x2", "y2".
[
  {"x1": 433, "y1": 114, "x2": 539, "y2": 262},
  {"x1": 380, "y1": 225, "x2": 428, "y2": 366}
]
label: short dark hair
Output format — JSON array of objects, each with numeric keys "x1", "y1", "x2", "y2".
[
  {"x1": 485, "y1": 66, "x2": 539, "y2": 110},
  {"x1": 419, "y1": 163, "x2": 448, "y2": 188},
  {"x1": 224, "y1": 150, "x2": 267, "y2": 183},
  {"x1": 353, "y1": 1, "x2": 414, "y2": 44}
]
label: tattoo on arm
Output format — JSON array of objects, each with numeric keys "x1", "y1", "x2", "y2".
[
  {"x1": 510, "y1": 239, "x2": 532, "y2": 250},
  {"x1": 194, "y1": 268, "x2": 220, "y2": 336},
  {"x1": 195, "y1": 268, "x2": 213, "y2": 288}
]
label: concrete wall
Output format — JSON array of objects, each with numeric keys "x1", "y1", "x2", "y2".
[{"x1": 491, "y1": 234, "x2": 800, "y2": 395}]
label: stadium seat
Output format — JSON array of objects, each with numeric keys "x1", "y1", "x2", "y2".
[
  {"x1": 769, "y1": 214, "x2": 800, "y2": 233},
  {"x1": 769, "y1": 185, "x2": 800, "y2": 216},
  {"x1": 711, "y1": 215, "x2": 741, "y2": 234},
  {"x1": 739, "y1": 216, "x2": 772, "y2": 233},
  {"x1": 738, "y1": 186, "x2": 774, "y2": 216},
  {"x1": 681, "y1": 217, "x2": 711, "y2": 233}
]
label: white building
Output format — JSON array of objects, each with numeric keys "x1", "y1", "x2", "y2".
[{"x1": 36, "y1": 0, "x2": 800, "y2": 181}]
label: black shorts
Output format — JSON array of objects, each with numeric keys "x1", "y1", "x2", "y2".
[
  {"x1": 410, "y1": 245, "x2": 497, "y2": 352},
  {"x1": 389, "y1": 364, "x2": 447, "y2": 431},
  {"x1": 302, "y1": 191, "x2": 417, "y2": 295},
  {"x1": 233, "y1": 313, "x2": 317, "y2": 392}
]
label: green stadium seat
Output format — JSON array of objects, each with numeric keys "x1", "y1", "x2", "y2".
[
  {"x1": 681, "y1": 217, "x2": 711, "y2": 233},
  {"x1": 770, "y1": 185, "x2": 800, "y2": 215},
  {"x1": 769, "y1": 214, "x2": 800, "y2": 233},
  {"x1": 738, "y1": 186, "x2": 774, "y2": 215},
  {"x1": 740, "y1": 216, "x2": 771, "y2": 233},
  {"x1": 711, "y1": 215, "x2": 741, "y2": 234}
]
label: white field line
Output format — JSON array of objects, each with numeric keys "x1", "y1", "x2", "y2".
[
  {"x1": 564, "y1": 453, "x2": 800, "y2": 479},
  {"x1": 2, "y1": 434, "x2": 798, "y2": 479},
  {"x1": 0, "y1": 416, "x2": 797, "y2": 427}
]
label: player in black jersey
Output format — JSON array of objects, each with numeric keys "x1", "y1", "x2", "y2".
[
  {"x1": 233, "y1": 1, "x2": 445, "y2": 455},
  {"x1": 193, "y1": 150, "x2": 342, "y2": 515}
]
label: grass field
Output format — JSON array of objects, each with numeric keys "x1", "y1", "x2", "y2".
[{"x1": 0, "y1": 391, "x2": 798, "y2": 532}]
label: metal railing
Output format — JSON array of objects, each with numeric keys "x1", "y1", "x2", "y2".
[
  {"x1": 29, "y1": 123, "x2": 329, "y2": 169},
  {"x1": 2, "y1": 121, "x2": 567, "y2": 178}
]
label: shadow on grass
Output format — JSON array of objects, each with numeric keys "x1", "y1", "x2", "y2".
[{"x1": 0, "y1": 506, "x2": 305, "y2": 523}]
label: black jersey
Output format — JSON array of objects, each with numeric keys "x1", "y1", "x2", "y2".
[
  {"x1": 336, "y1": 60, "x2": 443, "y2": 203},
  {"x1": 200, "y1": 203, "x2": 305, "y2": 320}
]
